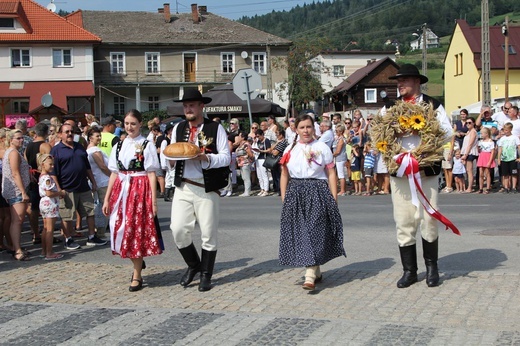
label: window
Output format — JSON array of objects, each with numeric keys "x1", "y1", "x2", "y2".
[
  {"x1": 502, "y1": 44, "x2": 517, "y2": 55},
  {"x1": 145, "y1": 52, "x2": 160, "y2": 74},
  {"x1": 0, "y1": 18, "x2": 14, "y2": 28},
  {"x1": 13, "y1": 100, "x2": 29, "y2": 114},
  {"x1": 114, "y1": 97, "x2": 125, "y2": 115},
  {"x1": 53, "y1": 48, "x2": 72, "y2": 67},
  {"x1": 110, "y1": 52, "x2": 125, "y2": 74},
  {"x1": 333, "y1": 65, "x2": 345, "y2": 77},
  {"x1": 252, "y1": 52, "x2": 266, "y2": 74},
  {"x1": 11, "y1": 48, "x2": 31, "y2": 67},
  {"x1": 148, "y1": 96, "x2": 159, "y2": 111},
  {"x1": 221, "y1": 52, "x2": 234, "y2": 73},
  {"x1": 364, "y1": 88, "x2": 377, "y2": 103},
  {"x1": 455, "y1": 53, "x2": 463, "y2": 76}
]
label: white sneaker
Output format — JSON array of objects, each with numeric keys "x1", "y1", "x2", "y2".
[
  {"x1": 239, "y1": 193, "x2": 250, "y2": 197},
  {"x1": 225, "y1": 191, "x2": 232, "y2": 197},
  {"x1": 220, "y1": 191, "x2": 227, "y2": 197}
]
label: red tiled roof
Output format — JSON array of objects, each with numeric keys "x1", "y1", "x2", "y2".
[
  {"x1": 65, "y1": 10, "x2": 83, "y2": 28},
  {"x1": 456, "y1": 19, "x2": 520, "y2": 70},
  {"x1": 0, "y1": 0, "x2": 100, "y2": 43},
  {"x1": 0, "y1": 81, "x2": 95, "y2": 112}
]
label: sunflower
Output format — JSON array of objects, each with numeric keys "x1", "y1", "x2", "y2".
[
  {"x1": 398, "y1": 115, "x2": 410, "y2": 129},
  {"x1": 376, "y1": 141, "x2": 388, "y2": 153},
  {"x1": 409, "y1": 114, "x2": 426, "y2": 130}
]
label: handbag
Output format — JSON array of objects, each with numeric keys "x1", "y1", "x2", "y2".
[{"x1": 263, "y1": 154, "x2": 280, "y2": 169}]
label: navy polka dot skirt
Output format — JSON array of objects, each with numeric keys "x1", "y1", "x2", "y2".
[{"x1": 279, "y1": 178, "x2": 346, "y2": 267}]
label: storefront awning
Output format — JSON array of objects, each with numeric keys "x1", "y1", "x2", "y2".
[{"x1": 0, "y1": 81, "x2": 95, "y2": 114}]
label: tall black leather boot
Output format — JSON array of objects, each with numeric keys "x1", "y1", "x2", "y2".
[
  {"x1": 164, "y1": 188, "x2": 174, "y2": 202},
  {"x1": 423, "y1": 237, "x2": 439, "y2": 287},
  {"x1": 397, "y1": 244, "x2": 418, "y2": 288},
  {"x1": 178, "y1": 243, "x2": 201, "y2": 287},
  {"x1": 199, "y1": 249, "x2": 217, "y2": 292}
]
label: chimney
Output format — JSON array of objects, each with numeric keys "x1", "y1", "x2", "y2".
[
  {"x1": 163, "y1": 3, "x2": 171, "y2": 23},
  {"x1": 191, "y1": 3, "x2": 199, "y2": 23}
]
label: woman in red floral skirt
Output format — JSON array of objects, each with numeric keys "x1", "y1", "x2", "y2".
[{"x1": 103, "y1": 109, "x2": 163, "y2": 292}]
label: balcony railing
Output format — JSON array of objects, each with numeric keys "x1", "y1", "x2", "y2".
[{"x1": 95, "y1": 70, "x2": 238, "y2": 85}]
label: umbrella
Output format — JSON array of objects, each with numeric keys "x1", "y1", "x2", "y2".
[{"x1": 167, "y1": 85, "x2": 285, "y2": 117}]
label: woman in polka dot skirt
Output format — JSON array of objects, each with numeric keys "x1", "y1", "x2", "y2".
[{"x1": 279, "y1": 114, "x2": 346, "y2": 291}]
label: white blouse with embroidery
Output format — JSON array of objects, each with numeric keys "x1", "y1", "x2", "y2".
[
  {"x1": 283, "y1": 140, "x2": 333, "y2": 179},
  {"x1": 108, "y1": 135, "x2": 160, "y2": 172}
]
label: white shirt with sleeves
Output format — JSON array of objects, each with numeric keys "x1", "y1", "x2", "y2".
[
  {"x1": 108, "y1": 135, "x2": 160, "y2": 172},
  {"x1": 284, "y1": 140, "x2": 333, "y2": 180},
  {"x1": 170, "y1": 122, "x2": 231, "y2": 180}
]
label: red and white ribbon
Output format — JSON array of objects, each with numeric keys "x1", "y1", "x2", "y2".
[{"x1": 394, "y1": 152, "x2": 461, "y2": 236}]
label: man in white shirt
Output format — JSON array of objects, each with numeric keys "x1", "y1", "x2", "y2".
[
  {"x1": 384, "y1": 64, "x2": 452, "y2": 289},
  {"x1": 170, "y1": 89, "x2": 231, "y2": 292},
  {"x1": 318, "y1": 119, "x2": 334, "y2": 149},
  {"x1": 493, "y1": 101, "x2": 512, "y2": 130}
]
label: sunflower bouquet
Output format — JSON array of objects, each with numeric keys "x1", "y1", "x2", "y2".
[{"x1": 369, "y1": 101, "x2": 446, "y2": 175}]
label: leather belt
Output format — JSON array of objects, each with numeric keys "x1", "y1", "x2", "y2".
[{"x1": 181, "y1": 178, "x2": 205, "y2": 189}]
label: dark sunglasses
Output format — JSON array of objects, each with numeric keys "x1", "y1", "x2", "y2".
[{"x1": 466, "y1": 122, "x2": 473, "y2": 125}]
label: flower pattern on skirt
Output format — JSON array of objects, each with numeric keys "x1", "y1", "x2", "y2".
[{"x1": 109, "y1": 174, "x2": 162, "y2": 259}]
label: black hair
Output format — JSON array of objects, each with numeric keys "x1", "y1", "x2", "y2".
[{"x1": 87, "y1": 127, "x2": 101, "y2": 140}]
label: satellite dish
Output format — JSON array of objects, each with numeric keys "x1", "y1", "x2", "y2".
[
  {"x1": 46, "y1": 2, "x2": 57, "y2": 12},
  {"x1": 41, "y1": 93, "x2": 53, "y2": 108},
  {"x1": 240, "y1": 51, "x2": 248, "y2": 59}
]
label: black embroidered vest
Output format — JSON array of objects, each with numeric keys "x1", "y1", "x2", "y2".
[
  {"x1": 173, "y1": 119, "x2": 230, "y2": 192},
  {"x1": 115, "y1": 139, "x2": 149, "y2": 171}
]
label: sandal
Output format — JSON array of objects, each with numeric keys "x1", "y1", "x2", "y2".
[
  {"x1": 483, "y1": 189, "x2": 490, "y2": 194},
  {"x1": 14, "y1": 252, "x2": 31, "y2": 261},
  {"x1": 478, "y1": 189, "x2": 483, "y2": 194},
  {"x1": 32, "y1": 237, "x2": 42, "y2": 244},
  {"x1": 44, "y1": 253, "x2": 64, "y2": 261}
]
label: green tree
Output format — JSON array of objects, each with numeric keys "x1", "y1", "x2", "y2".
[{"x1": 272, "y1": 38, "x2": 329, "y2": 115}]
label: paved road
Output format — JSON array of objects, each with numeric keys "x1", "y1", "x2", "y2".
[{"x1": 1, "y1": 192, "x2": 519, "y2": 345}]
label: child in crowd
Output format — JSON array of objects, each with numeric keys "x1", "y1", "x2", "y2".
[
  {"x1": 363, "y1": 142, "x2": 376, "y2": 196},
  {"x1": 497, "y1": 122, "x2": 520, "y2": 193},
  {"x1": 38, "y1": 154, "x2": 65, "y2": 260},
  {"x1": 350, "y1": 144, "x2": 362, "y2": 195},
  {"x1": 452, "y1": 149, "x2": 466, "y2": 193},
  {"x1": 476, "y1": 127, "x2": 496, "y2": 194}
]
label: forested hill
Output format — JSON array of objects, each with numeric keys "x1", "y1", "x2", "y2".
[{"x1": 238, "y1": 0, "x2": 520, "y2": 52}]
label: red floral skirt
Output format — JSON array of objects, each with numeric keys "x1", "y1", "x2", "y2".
[{"x1": 109, "y1": 174, "x2": 162, "y2": 259}]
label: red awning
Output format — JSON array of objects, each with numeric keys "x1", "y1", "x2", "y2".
[{"x1": 0, "y1": 81, "x2": 94, "y2": 113}]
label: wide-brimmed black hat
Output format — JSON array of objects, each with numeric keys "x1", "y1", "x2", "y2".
[
  {"x1": 174, "y1": 88, "x2": 212, "y2": 104},
  {"x1": 389, "y1": 64, "x2": 428, "y2": 84}
]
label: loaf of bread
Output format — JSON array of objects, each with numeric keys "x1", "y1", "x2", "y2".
[{"x1": 163, "y1": 142, "x2": 201, "y2": 158}]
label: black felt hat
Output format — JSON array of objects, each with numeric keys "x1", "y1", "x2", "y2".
[
  {"x1": 174, "y1": 88, "x2": 212, "y2": 104},
  {"x1": 389, "y1": 64, "x2": 428, "y2": 84}
]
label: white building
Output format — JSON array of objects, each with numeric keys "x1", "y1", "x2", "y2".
[{"x1": 312, "y1": 50, "x2": 397, "y2": 94}]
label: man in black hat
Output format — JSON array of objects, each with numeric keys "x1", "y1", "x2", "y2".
[
  {"x1": 384, "y1": 64, "x2": 453, "y2": 289},
  {"x1": 169, "y1": 89, "x2": 231, "y2": 292}
]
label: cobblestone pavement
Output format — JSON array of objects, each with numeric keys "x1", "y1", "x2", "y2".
[
  {"x1": 2, "y1": 259, "x2": 520, "y2": 345},
  {"x1": 2, "y1": 192, "x2": 520, "y2": 345}
]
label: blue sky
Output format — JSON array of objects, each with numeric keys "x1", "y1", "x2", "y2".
[{"x1": 35, "y1": 0, "x2": 313, "y2": 20}]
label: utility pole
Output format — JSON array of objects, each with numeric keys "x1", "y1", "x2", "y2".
[
  {"x1": 266, "y1": 41, "x2": 273, "y2": 102},
  {"x1": 421, "y1": 23, "x2": 428, "y2": 92},
  {"x1": 481, "y1": 0, "x2": 491, "y2": 106},
  {"x1": 502, "y1": 16, "x2": 509, "y2": 102}
]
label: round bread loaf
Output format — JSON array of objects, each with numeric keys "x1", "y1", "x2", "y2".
[{"x1": 163, "y1": 142, "x2": 200, "y2": 158}]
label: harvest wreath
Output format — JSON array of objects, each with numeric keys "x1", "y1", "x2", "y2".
[{"x1": 370, "y1": 100, "x2": 447, "y2": 175}]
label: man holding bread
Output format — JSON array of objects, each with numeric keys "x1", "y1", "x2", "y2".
[{"x1": 167, "y1": 88, "x2": 231, "y2": 292}]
